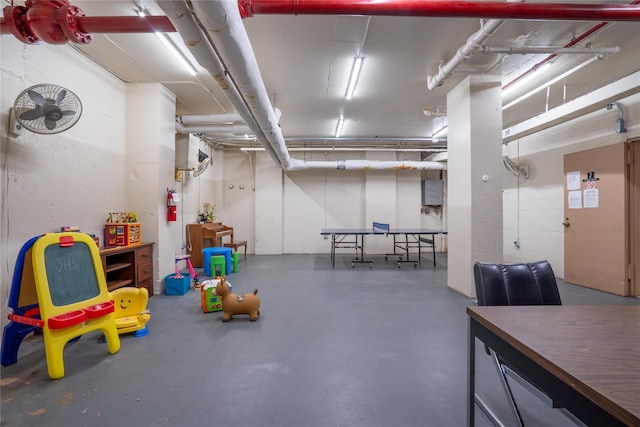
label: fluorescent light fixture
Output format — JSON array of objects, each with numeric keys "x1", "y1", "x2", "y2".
[
  {"x1": 502, "y1": 56, "x2": 599, "y2": 110},
  {"x1": 432, "y1": 125, "x2": 448, "y2": 139},
  {"x1": 155, "y1": 33, "x2": 198, "y2": 75},
  {"x1": 335, "y1": 118, "x2": 345, "y2": 138},
  {"x1": 138, "y1": 8, "x2": 197, "y2": 75},
  {"x1": 501, "y1": 62, "x2": 551, "y2": 99},
  {"x1": 345, "y1": 56, "x2": 364, "y2": 100}
]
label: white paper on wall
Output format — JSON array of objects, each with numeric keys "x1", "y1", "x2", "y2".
[
  {"x1": 566, "y1": 171, "x2": 581, "y2": 191},
  {"x1": 583, "y1": 189, "x2": 599, "y2": 208},
  {"x1": 568, "y1": 190, "x2": 582, "y2": 209}
]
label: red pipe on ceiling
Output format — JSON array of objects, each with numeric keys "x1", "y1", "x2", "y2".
[
  {"x1": 77, "y1": 16, "x2": 175, "y2": 34},
  {"x1": 238, "y1": 0, "x2": 640, "y2": 21},
  {"x1": 1, "y1": 0, "x2": 175, "y2": 45}
]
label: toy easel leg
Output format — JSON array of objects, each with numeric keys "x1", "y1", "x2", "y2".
[
  {"x1": 102, "y1": 325, "x2": 121, "y2": 354},
  {"x1": 42, "y1": 332, "x2": 67, "y2": 379},
  {"x1": 1, "y1": 322, "x2": 38, "y2": 366}
]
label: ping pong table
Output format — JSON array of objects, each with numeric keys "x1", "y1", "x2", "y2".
[{"x1": 320, "y1": 222, "x2": 447, "y2": 268}]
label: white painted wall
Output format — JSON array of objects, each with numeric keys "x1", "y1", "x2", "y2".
[
  {"x1": 234, "y1": 149, "x2": 441, "y2": 255},
  {"x1": 0, "y1": 40, "x2": 208, "y2": 323},
  {"x1": 1, "y1": 40, "x2": 128, "y2": 324}
]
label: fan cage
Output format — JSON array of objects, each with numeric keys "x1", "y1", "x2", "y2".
[{"x1": 14, "y1": 84, "x2": 82, "y2": 135}]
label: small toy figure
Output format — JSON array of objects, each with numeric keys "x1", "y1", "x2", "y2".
[
  {"x1": 215, "y1": 276, "x2": 260, "y2": 322},
  {"x1": 109, "y1": 287, "x2": 150, "y2": 336}
]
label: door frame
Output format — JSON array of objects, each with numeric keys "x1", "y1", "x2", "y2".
[{"x1": 629, "y1": 138, "x2": 639, "y2": 297}]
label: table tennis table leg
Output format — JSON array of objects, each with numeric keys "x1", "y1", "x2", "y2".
[
  {"x1": 432, "y1": 233, "x2": 436, "y2": 267},
  {"x1": 331, "y1": 235, "x2": 336, "y2": 268}
]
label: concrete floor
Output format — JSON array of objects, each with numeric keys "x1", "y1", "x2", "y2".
[{"x1": 1, "y1": 254, "x2": 638, "y2": 427}]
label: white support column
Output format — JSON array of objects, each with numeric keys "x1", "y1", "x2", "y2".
[
  {"x1": 125, "y1": 83, "x2": 176, "y2": 295},
  {"x1": 447, "y1": 75, "x2": 503, "y2": 297},
  {"x1": 254, "y1": 152, "x2": 284, "y2": 254}
]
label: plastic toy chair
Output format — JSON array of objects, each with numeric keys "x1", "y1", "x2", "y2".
[
  {"x1": 210, "y1": 255, "x2": 226, "y2": 277},
  {"x1": 109, "y1": 287, "x2": 150, "y2": 337},
  {"x1": 232, "y1": 251, "x2": 239, "y2": 273}
]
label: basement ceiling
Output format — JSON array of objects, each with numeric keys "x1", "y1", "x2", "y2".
[{"x1": 26, "y1": 1, "x2": 640, "y2": 148}]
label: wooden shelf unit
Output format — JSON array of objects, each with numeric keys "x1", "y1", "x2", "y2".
[{"x1": 100, "y1": 242, "x2": 154, "y2": 296}]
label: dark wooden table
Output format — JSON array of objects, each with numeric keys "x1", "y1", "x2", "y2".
[{"x1": 467, "y1": 305, "x2": 640, "y2": 426}]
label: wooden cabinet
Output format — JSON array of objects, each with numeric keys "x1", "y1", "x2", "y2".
[{"x1": 100, "y1": 242, "x2": 154, "y2": 296}]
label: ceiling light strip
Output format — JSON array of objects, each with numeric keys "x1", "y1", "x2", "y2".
[
  {"x1": 155, "y1": 33, "x2": 198, "y2": 75},
  {"x1": 432, "y1": 125, "x2": 448, "y2": 139},
  {"x1": 503, "y1": 55, "x2": 600, "y2": 110},
  {"x1": 138, "y1": 8, "x2": 197, "y2": 75},
  {"x1": 345, "y1": 56, "x2": 364, "y2": 99},
  {"x1": 335, "y1": 118, "x2": 345, "y2": 138}
]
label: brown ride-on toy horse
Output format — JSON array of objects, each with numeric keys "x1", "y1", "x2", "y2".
[{"x1": 215, "y1": 276, "x2": 260, "y2": 322}]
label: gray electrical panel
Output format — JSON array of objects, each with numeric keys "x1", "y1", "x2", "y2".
[{"x1": 422, "y1": 180, "x2": 444, "y2": 206}]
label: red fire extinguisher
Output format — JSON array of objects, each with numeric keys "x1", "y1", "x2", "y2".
[{"x1": 167, "y1": 190, "x2": 177, "y2": 222}]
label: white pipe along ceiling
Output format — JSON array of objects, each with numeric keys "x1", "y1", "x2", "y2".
[
  {"x1": 160, "y1": 0, "x2": 446, "y2": 171},
  {"x1": 176, "y1": 108, "x2": 282, "y2": 135}
]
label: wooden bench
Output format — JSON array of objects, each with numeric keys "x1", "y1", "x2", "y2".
[{"x1": 223, "y1": 240, "x2": 247, "y2": 260}]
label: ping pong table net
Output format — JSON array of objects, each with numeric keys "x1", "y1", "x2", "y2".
[{"x1": 372, "y1": 222, "x2": 390, "y2": 233}]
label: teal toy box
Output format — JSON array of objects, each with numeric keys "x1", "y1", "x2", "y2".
[{"x1": 165, "y1": 274, "x2": 190, "y2": 295}]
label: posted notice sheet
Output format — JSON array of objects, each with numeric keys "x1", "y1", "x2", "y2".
[{"x1": 568, "y1": 190, "x2": 582, "y2": 209}]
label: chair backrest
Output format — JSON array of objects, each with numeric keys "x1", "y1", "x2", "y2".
[{"x1": 473, "y1": 261, "x2": 562, "y2": 306}]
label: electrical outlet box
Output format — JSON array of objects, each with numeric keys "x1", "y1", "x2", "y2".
[{"x1": 422, "y1": 180, "x2": 444, "y2": 206}]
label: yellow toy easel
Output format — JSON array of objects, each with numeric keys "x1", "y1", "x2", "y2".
[{"x1": 29, "y1": 232, "x2": 120, "y2": 379}]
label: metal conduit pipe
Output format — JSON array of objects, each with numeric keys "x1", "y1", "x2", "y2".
[
  {"x1": 176, "y1": 109, "x2": 281, "y2": 136},
  {"x1": 238, "y1": 1, "x2": 640, "y2": 21},
  {"x1": 157, "y1": 0, "x2": 283, "y2": 167},
  {"x1": 188, "y1": 0, "x2": 445, "y2": 171},
  {"x1": 177, "y1": 108, "x2": 281, "y2": 126},
  {"x1": 176, "y1": 113, "x2": 244, "y2": 125},
  {"x1": 176, "y1": 123, "x2": 253, "y2": 135},
  {"x1": 479, "y1": 46, "x2": 620, "y2": 55}
]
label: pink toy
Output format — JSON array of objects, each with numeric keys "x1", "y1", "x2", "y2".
[{"x1": 175, "y1": 254, "x2": 200, "y2": 288}]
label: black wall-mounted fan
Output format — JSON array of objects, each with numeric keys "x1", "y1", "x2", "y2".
[
  {"x1": 193, "y1": 149, "x2": 210, "y2": 177},
  {"x1": 13, "y1": 84, "x2": 82, "y2": 134}
]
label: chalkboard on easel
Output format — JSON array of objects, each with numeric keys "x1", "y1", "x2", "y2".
[{"x1": 44, "y1": 242, "x2": 100, "y2": 306}]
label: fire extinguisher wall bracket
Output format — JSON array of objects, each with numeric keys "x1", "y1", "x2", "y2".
[{"x1": 167, "y1": 189, "x2": 177, "y2": 222}]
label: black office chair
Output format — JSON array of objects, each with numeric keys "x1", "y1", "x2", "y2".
[{"x1": 473, "y1": 261, "x2": 581, "y2": 427}]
